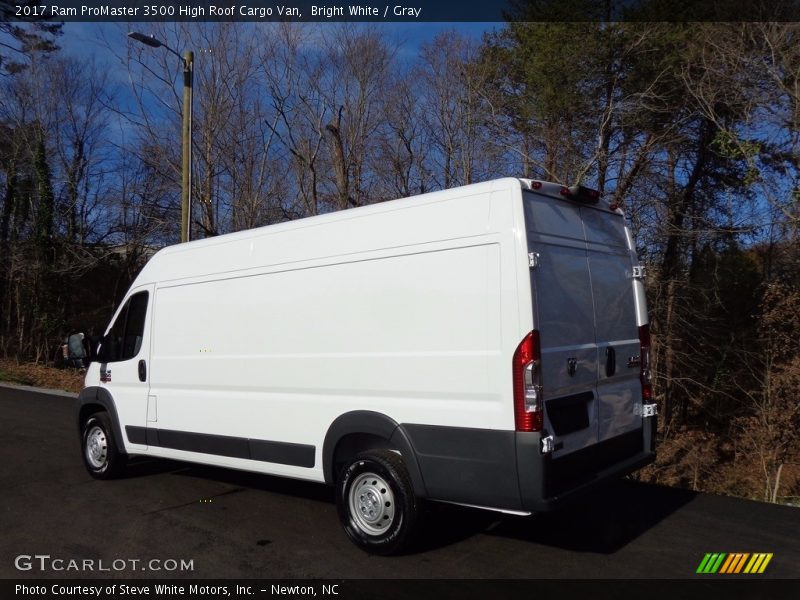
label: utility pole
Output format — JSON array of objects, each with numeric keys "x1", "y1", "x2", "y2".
[
  {"x1": 128, "y1": 32, "x2": 194, "y2": 242},
  {"x1": 181, "y1": 51, "x2": 193, "y2": 243}
]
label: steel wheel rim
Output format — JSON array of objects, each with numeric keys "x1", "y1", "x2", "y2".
[
  {"x1": 85, "y1": 425, "x2": 108, "y2": 469},
  {"x1": 349, "y1": 471, "x2": 396, "y2": 536}
]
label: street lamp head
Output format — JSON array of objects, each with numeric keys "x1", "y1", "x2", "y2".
[{"x1": 128, "y1": 32, "x2": 163, "y2": 48}]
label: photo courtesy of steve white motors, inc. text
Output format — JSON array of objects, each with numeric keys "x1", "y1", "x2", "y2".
[
  {"x1": 15, "y1": 3, "x2": 424, "y2": 18},
  {"x1": 14, "y1": 584, "x2": 341, "y2": 597}
]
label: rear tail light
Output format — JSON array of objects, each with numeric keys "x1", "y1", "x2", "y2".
[
  {"x1": 513, "y1": 331, "x2": 543, "y2": 432},
  {"x1": 638, "y1": 324, "x2": 652, "y2": 401}
]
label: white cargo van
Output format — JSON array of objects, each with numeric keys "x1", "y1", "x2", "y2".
[{"x1": 77, "y1": 178, "x2": 656, "y2": 554}]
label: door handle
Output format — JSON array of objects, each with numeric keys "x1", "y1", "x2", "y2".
[
  {"x1": 138, "y1": 359, "x2": 147, "y2": 382},
  {"x1": 605, "y1": 347, "x2": 616, "y2": 377}
]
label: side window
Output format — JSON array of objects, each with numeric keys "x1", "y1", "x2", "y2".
[
  {"x1": 106, "y1": 303, "x2": 128, "y2": 363},
  {"x1": 123, "y1": 292, "x2": 148, "y2": 359},
  {"x1": 104, "y1": 291, "x2": 149, "y2": 362}
]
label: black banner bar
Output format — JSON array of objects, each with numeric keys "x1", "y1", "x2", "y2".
[
  {"x1": 5, "y1": 579, "x2": 800, "y2": 600},
  {"x1": 3, "y1": 0, "x2": 800, "y2": 23}
]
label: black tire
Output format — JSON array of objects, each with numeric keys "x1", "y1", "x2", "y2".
[
  {"x1": 81, "y1": 412, "x2": 126, "y2": 479},
  {"x1": 336, "y1": 449, "x2": 419, "y2": 555}
]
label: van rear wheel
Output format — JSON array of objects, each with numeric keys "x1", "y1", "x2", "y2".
[
  {"x1": 81, "y1": 412, "x2": 126, "y2": 479},
  {"x1": 336, "y1": 449, "x2": 418, "y2": 555}
]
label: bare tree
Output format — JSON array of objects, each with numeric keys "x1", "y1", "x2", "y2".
[
  {"x1": 419, "y1": 31, "x2": 496, "y2": 188},
  {"x1": 376, "y1": 71, "x2": 432, "y2": 198},
  {"x1": 260, "y1": 24, "x2": 329, "y2": 218},
  {"x1": 318, "y1": 25, "x2": 395, "y2": 209}
]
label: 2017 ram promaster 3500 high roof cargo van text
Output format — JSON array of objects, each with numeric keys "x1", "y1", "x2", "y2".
[{"x1": 77, "y1": 177, "x2": 657, "y2": 554}]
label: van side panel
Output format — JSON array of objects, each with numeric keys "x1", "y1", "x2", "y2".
[
  {"x1": 145, "y1": 185, "x2": 518, "y2": 482},
  {"x1": 137, "y1": 186, "x2": 499, "y2": 286}
]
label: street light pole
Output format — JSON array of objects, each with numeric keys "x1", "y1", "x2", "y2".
[
  {"x1": 128, "y1": 32, "x2": 194, "y2": 243},
  {"x1": 181, "y1": 51, "x2": 193, "y2": 244}
]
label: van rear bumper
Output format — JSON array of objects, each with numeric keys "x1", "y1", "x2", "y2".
[
  {"x1": 516, "y1": 419, "x2": 657, "y2": 512},
  {"x1": 401, "y1": 415, "x2": 656, "y2": 512}
]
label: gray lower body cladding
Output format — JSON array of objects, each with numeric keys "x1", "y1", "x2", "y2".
[
  {"x1": 80, "y1": 387, "x2": 655, "y2": 511},
  {"x1": 401, "y1": 418, "x2": 656, "y2": 512}
]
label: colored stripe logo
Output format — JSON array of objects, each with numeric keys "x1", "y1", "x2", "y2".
[{"x1": 696, "y1": 553, "x2": 773, "y2": 574}]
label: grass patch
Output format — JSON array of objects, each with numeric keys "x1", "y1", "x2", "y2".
[
  {"x1": 0, "y1": 359, "x2": 83, "y2": 393},
  {"x1": 0, "y1": 367, "x2": 36, "y2": 387}
]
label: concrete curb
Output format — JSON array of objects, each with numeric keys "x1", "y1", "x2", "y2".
[{"x1": 0, "y1": 381, "x2": 78, "y2": 398}]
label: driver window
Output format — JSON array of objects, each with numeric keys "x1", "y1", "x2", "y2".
[
  {"x1": 106, "y1": 303, "x2": 128, "y2": 362},
  {"x1": 104, "y1": 291, "x2": 149, "y2": 362}
]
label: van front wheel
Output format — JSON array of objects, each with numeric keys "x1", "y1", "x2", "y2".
[
  {"x1": 336, "y1": 449, "x2": 418, "y2": 555},
  {"x1": 81, "y1": 412, "x2": 126, "y2": 479}
]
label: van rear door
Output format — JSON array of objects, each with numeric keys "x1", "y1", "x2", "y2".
[
  {"x1": 523, "y1": 194, "x2": 599, "y2": 457},
  {"x1": 523, "y1": 192, "x2": 642, "y2": 457},
  {"x1": 582, "y1": 208, "x2": 642, "y2": 442}
]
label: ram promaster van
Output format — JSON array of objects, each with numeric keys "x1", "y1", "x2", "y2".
[{"x1": 77, "y1": 178, "x2": 656, "y2": 554}]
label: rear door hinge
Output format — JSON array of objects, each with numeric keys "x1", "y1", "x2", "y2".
[
  {"x1": 632, "y1": 265, "x2": 646, "y2": 279},
  {"x1": 541, "y1": 435, "x2": 555, "y2": 454},
  {"x1": 635, "y1": 402, "x2": 658, "y2": 418},
  {"x1": 528, "y1": 252, "x2": 540, "y2": 268}
]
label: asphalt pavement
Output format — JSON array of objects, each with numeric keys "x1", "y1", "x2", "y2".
[{"x1": 1, "y1": 384, "x2": 799, "y2": 580}]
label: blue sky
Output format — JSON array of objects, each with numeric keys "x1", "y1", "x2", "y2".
[
  {"x1": 47, "y1": 20, "x2": 494, "y2": 166},
  {"x1": 60, "y1": 21, "x2": 497, "y2": 63},
  {"x1": 54, "y1": 21, "x2": 498, "y2": 153}
]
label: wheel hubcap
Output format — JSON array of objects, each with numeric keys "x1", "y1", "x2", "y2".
[
  {"x1": 349, "y1": 472, "x2": 396, "y2": 536},
  {"x1": 85, "y1": 425, "x2": 108, "y2": 469}
]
